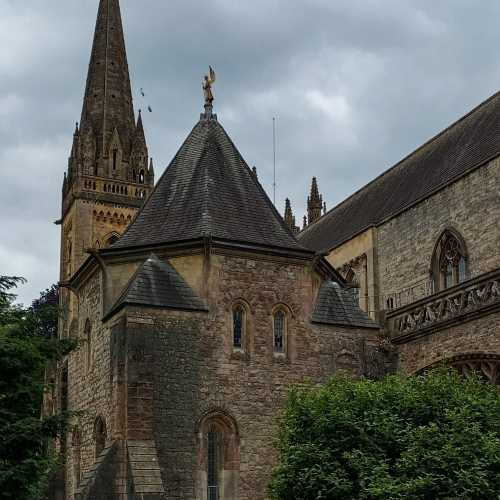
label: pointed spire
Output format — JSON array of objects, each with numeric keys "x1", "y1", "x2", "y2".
[
  {"x1": 303, "y1": 215, "x2": 307, "y2": 230},
  {"x1": 307, "y1": 176, "x2": 323, "y2": 225},
  {"x1": 284, "y1": 198, "x2": 299, "y2": 234},
  {"x1": 134, "y1": 109, "x2": 146, "y2": 144},
  {"x1": 79, "y1": 0, "x2": 135, "y2": 162},
  {"x1": 148, "y1": 157, "x2": 155, "y2": 185}
]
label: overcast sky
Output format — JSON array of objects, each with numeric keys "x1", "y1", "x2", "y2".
[{"x1": 2, "y1": 0, "x2": 500, "y2": 305}]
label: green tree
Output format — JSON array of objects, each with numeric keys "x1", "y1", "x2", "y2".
[
  {"x1": 0, "y1": 277, "x2": 75, "y2": 499},
  {"x1": 270, "y1": 371, "x2": 500, "y2": 500}
]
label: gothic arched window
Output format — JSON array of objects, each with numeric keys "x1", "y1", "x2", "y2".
[
  {"x1": 139, "y1": 169, "x2": 145, "y2": 184},
  {"x1": 94, "y1": 416, "x2": 107, "y2": 459},
  {"x1": 432, "y1": 230, "x2": 468, "y2": 291},
  {"x1": 273, "y1": 308, "x2": 287, "y2": 354},
  {"x1": 198, "y1": 412, "x2": 240, "y2": 500},
  {"x1": 232, "y1": 304, "x2": 245, "y2": 350}
]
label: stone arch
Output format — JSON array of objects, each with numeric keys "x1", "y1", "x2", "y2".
[
  {"x1": 197, "y1": 410, "x2": 240, "y2": 500},
  {"x1": 104, "y1": 232, "x2": 120, "y2": 247},
  {"x1": 416, "y1": 353, "x2": 500, "y2": 385}
]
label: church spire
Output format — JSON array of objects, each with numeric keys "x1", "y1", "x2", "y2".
[
  {"x1": 79, "y1": 0, "x2": 135, "y2": 169},
  {"x1": 307, "y1": 177, "x2": 323, "y2": 225},
  {"x1": 284, "y1": 198, "x2": 299, "y2": 234}
]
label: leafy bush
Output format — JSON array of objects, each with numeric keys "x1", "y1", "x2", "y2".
[
  {"x1": 0, "y1": 277, "x2": 75, "y2": 499},
  {"x1": 270, "y1": 371, "x2": 500, "y2": 500}
]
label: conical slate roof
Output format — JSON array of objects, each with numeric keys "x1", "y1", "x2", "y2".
[
  {"x1": 112, "y1": 116, "x2": 307, "y2": 251},
  {"x1": 106, "y1": 254, "x2": 207, "y2": 318}
]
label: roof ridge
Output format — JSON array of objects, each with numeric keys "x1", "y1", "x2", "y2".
[{"x1": 300, "y1": 89, "x2": 500, "y2": 238}]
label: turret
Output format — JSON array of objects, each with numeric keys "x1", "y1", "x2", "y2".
[{"x1": 307, "y1": 177, "x2": 323, "y2": 225}]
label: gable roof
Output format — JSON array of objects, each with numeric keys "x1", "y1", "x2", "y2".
[
  {"x1": 105, "y1": 254, "x2": 207, "y2": 319},
  {"x1": 112, "y1": 115, "x2": 307, "y2": 253},
  {"x1": 312, "y1": 281, "x2": 379, "y2": 329},
  {"x1": 299, "y1": 91, "x2": 500, "y2": 252}
]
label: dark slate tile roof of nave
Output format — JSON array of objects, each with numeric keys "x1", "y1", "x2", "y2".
[
  {"x1": 112, "y1": 116, "x2": 307, "y2": 252},
  {"x1": 107, "y1": 254, "x2": 207, "y2": 317},
  {"x1": 299, "y1": 90, "x2": 500, "y2": 252},
  {"x1": 312, "y1": 281, "x2": 379, "y2": 329}
]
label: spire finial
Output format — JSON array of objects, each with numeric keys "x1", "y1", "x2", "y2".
[{"x1": 201, "y1": 66, "x2": 217, "y2": 120}]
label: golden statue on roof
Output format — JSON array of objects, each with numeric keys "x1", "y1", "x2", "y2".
[{"x1": 203, "y1": 66, "x2": 216, "y2": 105}]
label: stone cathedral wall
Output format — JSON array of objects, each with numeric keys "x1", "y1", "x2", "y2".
[
  {"x1": 122, "y1": 253, "x2": 381, "y2": 500},
  {"x1": 378, "y1": 157, "x2": 500, "y2": 306},
  {"x1": 65, "y1": 270, "x2": 115, "y2": 497}
]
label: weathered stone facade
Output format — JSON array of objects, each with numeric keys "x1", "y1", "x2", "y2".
[
  {"x1": 52, "y1": 2, "x2": 500, "y2": 499},
  {"x1": 58, "y1": 246, "x2": 380, "y2": 500},
  {"x1": 299, "y1": 90, "x2": 500, "y2": 384}
]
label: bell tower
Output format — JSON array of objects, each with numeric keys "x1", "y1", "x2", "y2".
[{"x1": 58, "y1": 0, "x2": 154, "y2": 286}]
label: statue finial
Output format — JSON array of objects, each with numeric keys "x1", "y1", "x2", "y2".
[{"x1": 203, "y1": 66, "x2": 216, "y2": 106}]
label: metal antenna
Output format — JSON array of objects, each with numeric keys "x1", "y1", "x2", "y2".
[{"x1": 273, "y1": 117, "x2": 277, "y2": 205}]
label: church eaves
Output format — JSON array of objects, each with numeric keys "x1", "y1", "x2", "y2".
[
  {"x1": 111, "y1": 115, "x2": 309, "y2": 253},
  {"x1": 299, "y1": 90, "x2": 500, "y2": 252}
]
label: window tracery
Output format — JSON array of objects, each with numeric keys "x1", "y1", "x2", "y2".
[{"x1": 432, "y1": 229, "x2": 468, "y2": 291}]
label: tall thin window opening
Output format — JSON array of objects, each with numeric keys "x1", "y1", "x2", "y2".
[
  {"x1": 94, "y1": 417, "x2": 107, "y2": 459},
  {"x1": 72, "y1": 428, "x2": 82, "y2": 489},
  {"x1": 273, "y1": 310, "x2": 286, "y2": 353},
  {"x1": 199, "y1": 413, "x2": 240, "y2": 500},
  {"x1": 112, "y1": 149, "x2": 118, "y2": 170},
  {"x1": 84, "y1": 319, "x2": 92, "y2": 371},
  {"x1": 233, "y1": 306, "x2": 244, "y2": 349},
  {"x1": 207, "y1": 428, "x2": 220, "y2": 500}
]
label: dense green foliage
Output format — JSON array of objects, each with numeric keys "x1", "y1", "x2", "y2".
[
  {"x1": 270, "y1": 371, "x2": 500, "y2": 500},
  {"x1": 0, "y1": 277, "x2": 74, "y2": 499}
]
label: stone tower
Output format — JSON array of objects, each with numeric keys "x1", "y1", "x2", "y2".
[
  {"x1": 307, "y1": 176, "x2": 323, "y2": 225},
  {"x1": 58, "y1": 0, "x2": 153, "y2": 336}
]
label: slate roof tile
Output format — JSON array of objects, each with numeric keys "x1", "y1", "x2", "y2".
[
  {"x1": 112, "y1": 116, "x2": 306, "y2": 252},
  {"x1": 107, "y1": 254, "x2": 207, "y2": 317},
  {"x1": 299, "y1": 91, "x2": 500, "y2": 252},
  {"x1": 312, "y1": 281, "x2": 379, "y2": 329}
]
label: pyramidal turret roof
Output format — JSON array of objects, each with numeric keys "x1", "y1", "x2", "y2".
[
  {"x1": 79, "y1": 0, "x2": 136, "y2": 158},
  {"x1": 112, "y1": 115, "x2": 308, "y2": 252},
  {"x1": 105, "y1": 254, "x2": 207, "y2": 319}
]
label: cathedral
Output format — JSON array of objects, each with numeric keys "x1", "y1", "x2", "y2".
[{"x1": 51, "y1": 1, "x2": 500, "y2": 499}]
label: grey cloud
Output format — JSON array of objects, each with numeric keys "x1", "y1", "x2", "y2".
[{"x1": 1, "y1": 0, "x2": 499, "y2": 304}]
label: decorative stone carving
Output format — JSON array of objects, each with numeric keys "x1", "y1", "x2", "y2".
[{"x1": 388, "y1": 269, "x2": 500, "y2": 340}]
